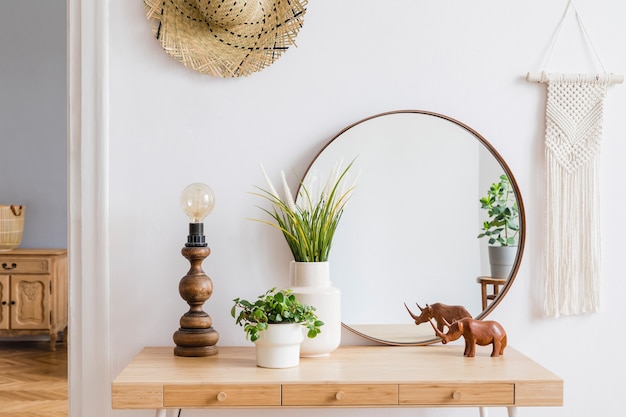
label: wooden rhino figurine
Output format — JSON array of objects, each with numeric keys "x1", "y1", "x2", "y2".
[
  {"x1": 428, "y1": 317, "x2": 507, "y2": 357},
  {"x1": 404, "y1": 302, "x2": 472, "y2": 332}
]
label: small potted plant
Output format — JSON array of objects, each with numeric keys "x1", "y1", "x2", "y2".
[
  {"x1": 231, "y1": 288, "x2": 324, "y2": 368},
  {"x1": 477, "y1": 174, "x2": 520, "y2": 279}
]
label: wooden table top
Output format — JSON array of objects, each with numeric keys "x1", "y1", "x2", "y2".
[{"x1": 112, "y1": 345, "x2": 562, "y2": 409}]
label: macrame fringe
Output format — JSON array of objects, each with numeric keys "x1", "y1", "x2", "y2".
[{"x1": 544, "y1": 152, "x2": 602, "y2": 316}]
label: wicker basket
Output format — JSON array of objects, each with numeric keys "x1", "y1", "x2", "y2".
[{"x1": 0, "y1": 205, "x2": 25, "y2": 251}]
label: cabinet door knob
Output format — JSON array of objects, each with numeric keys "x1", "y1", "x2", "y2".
[
  {"x1": 216, "y1": 392, "x2": 227, "y2": 402},
  {"x1": 1, "y1": 301, "x2": 6, "y2": 305},
  {"x1": 452, "y1": 391, "x2": 462, "y2": 400},
  {"x1": 335, "y1": 391, "x2": 345, "y2": 401},
  {"x1": 2, "y1": 263, "x2": 17, "y2": 270}
]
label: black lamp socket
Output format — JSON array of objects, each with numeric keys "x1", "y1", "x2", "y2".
[{"x1": 186, "y1": 222, "x2": 207, "y2": 247}]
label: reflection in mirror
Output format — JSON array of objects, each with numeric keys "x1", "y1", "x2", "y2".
[{"x1": 302, "y1": 111, "x2": 525, "y2": 345}]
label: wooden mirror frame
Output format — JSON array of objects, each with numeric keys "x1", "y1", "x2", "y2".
[{"x1": 301, "y1": 110, "x2": 526, "y2": 345}]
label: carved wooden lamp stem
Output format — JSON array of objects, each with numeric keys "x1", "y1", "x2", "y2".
[{"x1": 173, "y1": 183, "x2": 219, "y2": 357}]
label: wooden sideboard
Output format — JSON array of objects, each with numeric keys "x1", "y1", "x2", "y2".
[
  {"x1": 0, "y1": 249, "x2": 68, "y2": 350},
  {"x1": 112, "y1": 345, "x2": 562, "y2": 416}
]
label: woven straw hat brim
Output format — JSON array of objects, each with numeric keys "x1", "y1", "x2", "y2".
[{"x1": 145, "y1": 0, "x2": 307, "y2": 77}]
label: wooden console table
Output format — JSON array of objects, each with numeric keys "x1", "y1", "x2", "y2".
[{"x1": 112, "y1": 345, "x2": 562, "y2": 417}]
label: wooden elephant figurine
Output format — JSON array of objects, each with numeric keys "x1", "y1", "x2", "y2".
[
  {"x1": 429, "y1": 317, "x2": 507, "y2": 357},
  {"x1": 404, "y1": 302, "x2": 472, "y2": 332}
]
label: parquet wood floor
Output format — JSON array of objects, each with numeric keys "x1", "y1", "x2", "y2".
[{"x1": 0, "y1": 341, "x2": 67, "y2": 417}]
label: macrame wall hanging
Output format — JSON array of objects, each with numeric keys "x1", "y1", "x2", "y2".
[{"x1": 526, "y1": 0, "x2": 622, "y2": 318}]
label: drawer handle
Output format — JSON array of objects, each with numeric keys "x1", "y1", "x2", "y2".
[
  {"x1": 335, "y1": 391, "x2": 345, "y2": 401},
  {"x1": 216, "y1": 392, "x2": 227, "y2": 402},
  {"x1": 452, "y1": 391, "x2": 462, "y2": 400},
  {"x1": 2, "y1": 263, "x2": 17, "y2": 270}
]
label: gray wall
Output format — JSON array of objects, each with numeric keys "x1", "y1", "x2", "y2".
[{"x1": 0, "y1": 0, "x2": 67, "y2": 249}]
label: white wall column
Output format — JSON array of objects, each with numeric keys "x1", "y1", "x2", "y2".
[{"x1": 68, "y1": 0, "x2": 110, "y2": 416}]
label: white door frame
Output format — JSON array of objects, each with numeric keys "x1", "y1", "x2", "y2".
[{"x1": 68, "y1": 0, "x2": 111, "y2": 416}]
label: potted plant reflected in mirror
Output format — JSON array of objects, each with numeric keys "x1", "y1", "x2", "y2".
[
  {"x1": 477, "y1": 174, "x2": 520, "y2": 279},
  {"x1": 231, "y1": 288, "x2": 324, "y2": 368}
]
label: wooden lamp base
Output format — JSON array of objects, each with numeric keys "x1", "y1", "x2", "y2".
[{"x1": 173, "y1": 246, "x2": 219, "y2": 357}]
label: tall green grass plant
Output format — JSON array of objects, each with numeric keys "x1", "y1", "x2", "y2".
[{"x1": 251, "y1": 159, "x2": 357, "y2": 262}]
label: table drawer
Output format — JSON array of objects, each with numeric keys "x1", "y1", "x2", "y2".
[
  {"x1": 400, "y1": 383, "x2": 514, "y2": 406},
  {"x1": 0, "y1": 259, "x2": 49, "y2": 274},
  {"x1": 164, "y1": 384, "x2": 281, "y2": 407},
  {"x1": 282, "y1": 384, "x2": 398, "y2": 406}
]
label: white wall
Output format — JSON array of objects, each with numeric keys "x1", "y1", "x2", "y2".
[
  {"x1": 101, "y1": 1, "x2": 626, "y2": 416},
  {"x1": 0, "y1": 0, "x2": 67, "y2": 249}
]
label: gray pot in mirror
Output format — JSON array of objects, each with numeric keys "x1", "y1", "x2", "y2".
[{"x1": 300, "y1": 110, "x2": 525, "y2": 345}]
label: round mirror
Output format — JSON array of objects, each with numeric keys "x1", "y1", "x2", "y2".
[{"x1": 301, "y1": 110, "x2": 525, "y2": 345}]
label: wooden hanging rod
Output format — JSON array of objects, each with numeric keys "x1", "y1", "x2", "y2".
[{"x1": 526, "y1": 72, "x2": 624, "y2": 84}]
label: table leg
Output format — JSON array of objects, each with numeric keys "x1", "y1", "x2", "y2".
[
  {"x1": 507, "y1": 407, "x2": 518, "y2": 417},
  {"x1": 49, "y1": 330, "x2": 58, "y2": 351},
  {"x1": 479, "y1": 407, "x2": 489, "y2": 417},
  {"x1": 480, "y1": 284, "x2": 488, "y2": 310}
]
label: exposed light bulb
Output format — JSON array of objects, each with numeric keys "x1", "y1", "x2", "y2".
[
  {"x1": 181, "y1": 183, "x2": 215, "y2": 247},
  {"x1": 181, "y1": 183, "x2": 215, "y2": 223}
]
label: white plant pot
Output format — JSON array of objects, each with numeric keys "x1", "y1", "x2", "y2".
[
  {"x1": 488, "y1": 246, "x2": 517, "y2": 279},
  {"x1": 289, "y1": 261, "x2": 341, "y2": 357},
  {"x1": 254, "y1": 323, "x2": 304, "y2": 368}
]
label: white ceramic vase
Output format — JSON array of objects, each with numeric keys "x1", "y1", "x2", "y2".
[
  {"x1": 254, "y1": 322, "x2": 304, "y2": 368},
  {"x1": 289, "y1": 261, "x2": 341, "y2": 357}
]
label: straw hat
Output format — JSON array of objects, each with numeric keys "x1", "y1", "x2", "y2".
[{"x1": 144, "y1": 0, "x2": 308, "y2": 77}]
